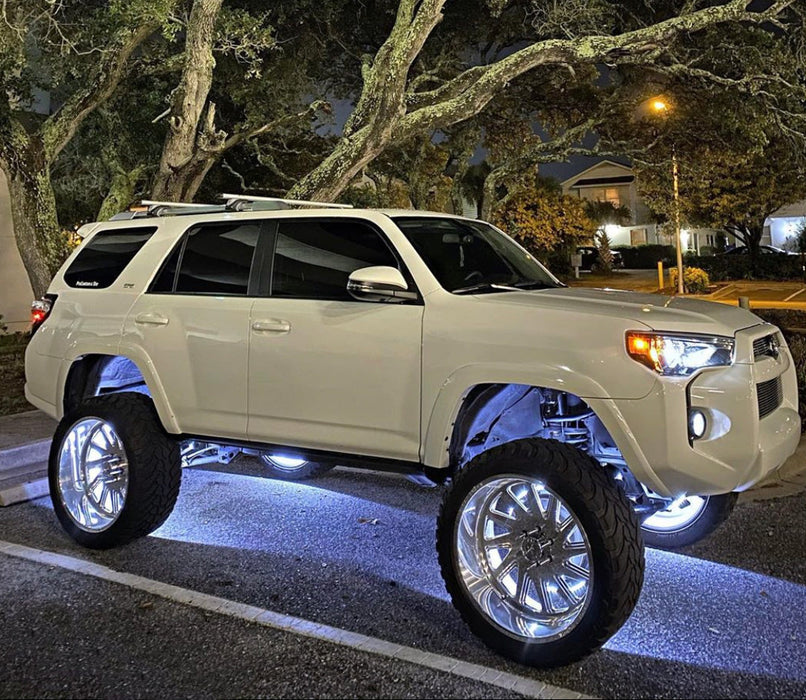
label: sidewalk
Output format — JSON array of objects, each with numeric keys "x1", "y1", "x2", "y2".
[{"x1": 0, "y1": 409, "x2": 804, "y2": 505}]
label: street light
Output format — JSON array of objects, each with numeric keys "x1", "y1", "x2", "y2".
[{"x1": 649, "y1": 98, "x2": 684, "y2": 295}]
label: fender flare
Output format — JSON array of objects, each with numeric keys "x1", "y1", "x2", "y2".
[{"x1": 421, "y1": 364, "x2": 666, "y2": 496}]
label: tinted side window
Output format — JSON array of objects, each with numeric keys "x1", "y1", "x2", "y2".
[
  {"x1": 64, "y1": 227, "x2": 156, "y2": 289},
  {"x1": 150, "y1": 242, "x2": 182, "y2": 293},
  {"x1": 272, "y1": 220, "x2": 398, "y2": 300},
  {"x1": 175, "y1": 223, "x2": 260, "y2": 295}
]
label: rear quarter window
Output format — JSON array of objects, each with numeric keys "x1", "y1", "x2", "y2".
[{"x1": 63, "y1": 227, "x2": 157, "y2": 289}]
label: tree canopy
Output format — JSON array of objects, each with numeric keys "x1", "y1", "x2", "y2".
[{"x1": 1, "y1": 0, "x2": 804, "y2": 295}]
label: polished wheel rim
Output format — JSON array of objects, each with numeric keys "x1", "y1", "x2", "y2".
[
  {"x1": 456, "y1": 475, "x2": 593, "y2": 640},
  {"x1": 57, "y1": 418, "x2": 129, "y2": 532},
  {"x1": 263, "y1": 454, "x2": 308, "y2": 471},
  {"x1": 642, "y1": 495, "x2": 708, "y2": 532}
]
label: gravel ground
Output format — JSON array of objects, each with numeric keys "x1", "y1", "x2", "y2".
[{"x1": 0, "y1": 459, "x2": 804, "y2": 699}]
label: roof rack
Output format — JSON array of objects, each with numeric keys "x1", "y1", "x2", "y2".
[
  {"x1": 108, "y1": 194, "x2": 353, "y2": 221},
  {"x1": 222, "y1": 193, "x2": 352, "y2": 211}
]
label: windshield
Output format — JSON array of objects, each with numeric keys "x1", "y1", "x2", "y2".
[{"x1": 392, "y1": 217, "x2": 561, "y2": 294}]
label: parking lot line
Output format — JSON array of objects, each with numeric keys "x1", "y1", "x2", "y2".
[
  {"x1": 784, "y1": 288, "x2": 806, "y2": 302},
  {"x1": 0, "y1": 539, "x2": 588, "y2": 700}
]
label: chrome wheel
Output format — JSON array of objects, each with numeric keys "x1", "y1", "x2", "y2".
[
  {"x1": 642, "y1": 495, "x2": 708, "y2": 532},
  {"x1": 262, "y1": 454, "x2": 308, "y2": 472},
  {"x1": 456, "y1": 475, "x2": 593, "y2": 641},
  {"x1": 56, "y1": 417, "x2": 129, "y2": 532}
]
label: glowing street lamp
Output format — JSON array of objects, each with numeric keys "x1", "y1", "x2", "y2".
[{"x1": 649, "y1": 97, "x2": 684, "y2": 295}]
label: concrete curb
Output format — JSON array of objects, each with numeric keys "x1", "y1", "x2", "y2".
[{"x1": 0, "y1": 439, "x2": 49, "y2": 471}]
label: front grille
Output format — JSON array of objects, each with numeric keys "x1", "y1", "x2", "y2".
[
  {"x1": 753, "y1": 334, "x2": 779, "y2": 361},
  {"x1": 757, "y1": 376, "x2": 783, "y2": 419}
]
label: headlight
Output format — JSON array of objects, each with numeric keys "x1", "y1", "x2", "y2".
[{"x1": 626, "y1": 332, "x2": 734, "y2": 376}]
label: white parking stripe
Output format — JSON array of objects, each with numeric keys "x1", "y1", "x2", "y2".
[
  {"x1": 0, "y1": 540, "x2": 590, "y2": 700},
  {"x1": 784, "y1": 288, "x2": 806, "y2": 302}
]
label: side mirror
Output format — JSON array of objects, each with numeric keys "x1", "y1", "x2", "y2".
[{"x1": 347, "y1": 266, "x2": 417, "y2": 303}]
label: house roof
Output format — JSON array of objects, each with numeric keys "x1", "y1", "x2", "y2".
[{"x1": 560, "y1": 159, "x2": 633, "y2": 188}]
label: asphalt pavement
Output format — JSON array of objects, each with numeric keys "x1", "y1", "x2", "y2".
[{"x1": 0, "y1": 458, "x2": 804, "y2": 699}]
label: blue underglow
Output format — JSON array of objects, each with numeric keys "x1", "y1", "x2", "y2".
[{"x1": 34, "y1": 467, "x2": 806, "y2": 681}]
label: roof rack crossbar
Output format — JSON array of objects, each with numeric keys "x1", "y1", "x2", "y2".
[
  {"x1": 141, "y1": 200, "x2": 219, "y2": 210},
  {"x1": 221, "y1": 193, "x2": 352, "y2": 210}
]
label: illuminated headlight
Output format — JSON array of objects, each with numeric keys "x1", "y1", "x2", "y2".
[{"x1": 626, "y1": 332, "x2": 734, "y2": 376}]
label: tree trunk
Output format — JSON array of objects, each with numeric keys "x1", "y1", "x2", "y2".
[
  {"x1": 4, "y1": 161, "x2": 65, "y2": 299},
  {"x1": 287, "y1": 129, "x2": 383, "y2": 201},
  {"x1": 151, "y1": 0, "x2": 223, "y2": 201},
  {"x1": 97, "y1": 166, "x2": 147, "y2": 221}
]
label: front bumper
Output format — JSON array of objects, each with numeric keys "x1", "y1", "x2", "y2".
[{"x1": 589, "y1": 324, "x2": 800, "y2": 498}]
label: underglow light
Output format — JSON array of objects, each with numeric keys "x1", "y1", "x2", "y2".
[{"x1": 268, "y1": 455, "x2": 307, "y2": 469}]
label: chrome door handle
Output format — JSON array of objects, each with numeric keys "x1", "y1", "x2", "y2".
[
  {"x1": 252, "y1": 319, "x2": 291, "y2": 333},
  {"x1": 134, "y1": 312, "x2": 169, "y2": 326}
]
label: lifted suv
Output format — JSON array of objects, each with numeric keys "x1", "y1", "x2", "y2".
[{"x1": 26, "y1": 196, "x2": 800, "y2": 668}]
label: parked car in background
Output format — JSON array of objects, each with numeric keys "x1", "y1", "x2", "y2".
[
  {"x1": 576, "y1": 245, "x2": 624, "y2": 270},
  {"x1": 722, "y1": 245, "x2": 797, "y2": 256}
]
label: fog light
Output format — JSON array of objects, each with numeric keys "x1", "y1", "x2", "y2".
[{"x1": 688, "y1": 410, "x2": 707, "y2": 439}]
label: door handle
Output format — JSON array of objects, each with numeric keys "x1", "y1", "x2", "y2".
[
  {"x1": 252, "y1": 319, "x2": 291, "y2": 333},
  {"x1": 134, "y1": 312, "x2": 169, "y2": 326}
]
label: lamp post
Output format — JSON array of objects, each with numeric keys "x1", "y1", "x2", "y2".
[{"x1": 650, "y1": 99, "x2": 684, "y2": 295}]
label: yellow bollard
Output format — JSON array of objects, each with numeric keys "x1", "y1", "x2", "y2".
[{"x1": 657, "y1": 261, "x2": 664, "y2": 290}]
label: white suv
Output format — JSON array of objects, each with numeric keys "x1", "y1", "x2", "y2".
[{"x1": 25, "y1": 197, "x2": 800, "y2": 668}]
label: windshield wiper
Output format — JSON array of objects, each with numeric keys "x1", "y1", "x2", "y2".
[
  {"x1": 452, "y1": 282, "x2": 522, "y2": 295},
  {"x1": 510, "y1": 280, "x2": 557, "y2": 290}
]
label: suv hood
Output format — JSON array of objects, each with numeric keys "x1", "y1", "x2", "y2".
[{"x1": 472, "y1": 287, "x2": 763, "y2": 336}]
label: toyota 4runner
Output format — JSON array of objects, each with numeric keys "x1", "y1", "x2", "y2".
[{"x1": 25, "y1": 195, "x2": 800, "y2": 668}]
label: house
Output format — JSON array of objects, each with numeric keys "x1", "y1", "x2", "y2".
[
  {"x1": 765, "y1": 201, "x2": 806, "y2": 249},
  {"x1": 0, "y1": 172, "x2": 34, "y2": 333},
  {"x1": 560, "y1": 160, "x2": 717, "y2": 253}
]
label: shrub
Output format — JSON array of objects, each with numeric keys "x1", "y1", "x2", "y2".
[
  {"x1": 613, "y1": 244, "x2": 676, "y2": 269},
  {"x1": 670, "y1": 266, "x2": 710, "y2": 293},
  {"x1": 687, "y1": 253, "x2": 805, "y2": 281}
]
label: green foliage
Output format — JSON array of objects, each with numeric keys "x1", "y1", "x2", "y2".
[
  {"x1": 592, "y1": 230, "x2": 614, "y2": 275},
  {"x1": 670, "y1": 266, "x2": 710, "y2": 294},
  {"x1": 493, "y1": 182, "x2": 597, "y2": 272},
  {"x1": 0, "y1": 333, "x2": 29, "y2": 416},
  {"x1": 687, "y1": 255, "x2": 804, "y2": 282}
]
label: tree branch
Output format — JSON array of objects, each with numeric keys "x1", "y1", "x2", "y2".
[{"x1": 41, "y1": 20, "x2": 158, "y2": 163}]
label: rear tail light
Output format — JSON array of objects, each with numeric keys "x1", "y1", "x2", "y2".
[{"x1": 31, "y1": 294, "x2": 57, "y2": 335}]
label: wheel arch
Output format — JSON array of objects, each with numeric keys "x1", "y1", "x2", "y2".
[
  {"x1": 60, "y1": 350, "x2": 180, "y2": 434},
  {"x1": 422, "y1": 369, "x2": 665, "y2": 495}
]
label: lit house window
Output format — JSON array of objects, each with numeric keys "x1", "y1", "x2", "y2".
[{"x1": 585, "y1": 187, "x2": 622, "y2": 206}]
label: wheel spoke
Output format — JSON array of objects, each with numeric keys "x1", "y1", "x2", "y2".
[
  {"x1": 515, "y1": 566, "x2": 531, "y2": 606},
  {"x1": 562, "y1": 559, "x2": 590, "y2": 580},
  {"x1": 554, "y1": 575, "x2": 579, "y2": 606}
]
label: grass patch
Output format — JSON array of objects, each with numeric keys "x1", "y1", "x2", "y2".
[{"x1": 0, "y1": 333, "x2": 32, "y2": 417}]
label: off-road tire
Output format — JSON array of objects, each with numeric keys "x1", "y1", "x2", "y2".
[
  {"x1": 437, "y1": 438, "x2": 644, "y2": 668},
  {"x1": 259, "y1": 454, "x2": 333, "y2": 481},
  {"x1": 49, "y1": 392, "x2": 181, "y2": 549},
  {"x1": 641, "y1": 493, "x2": 738, "y2": 549}
]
